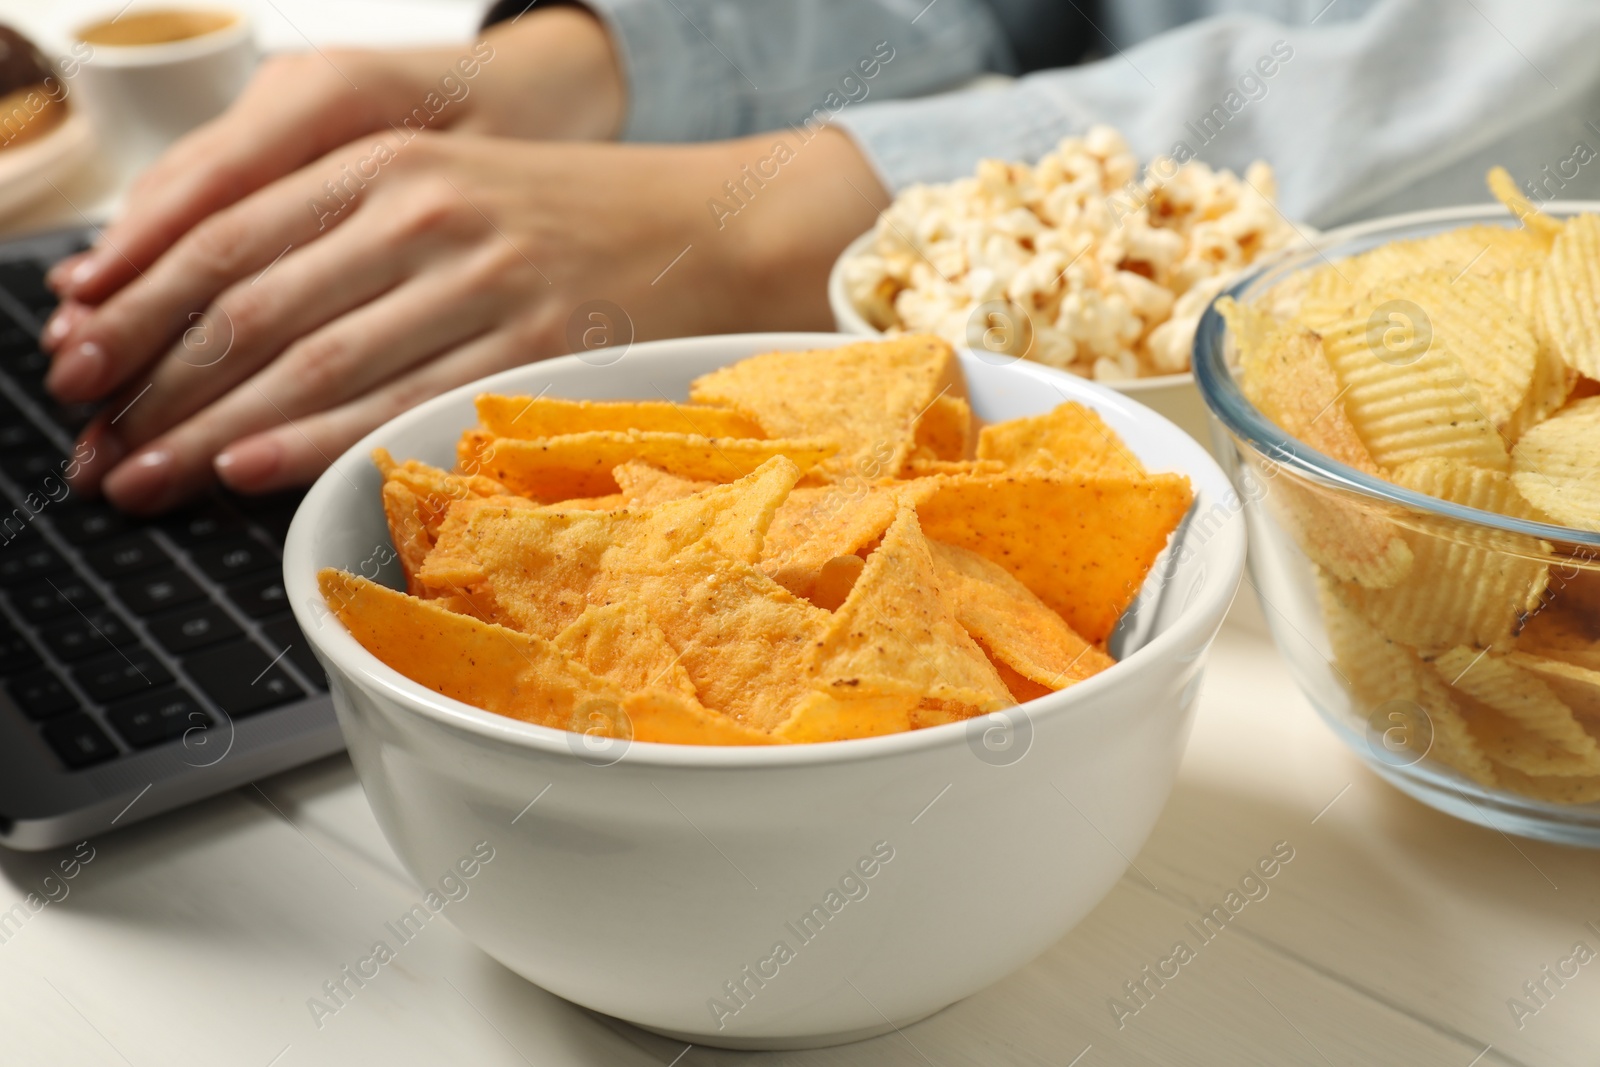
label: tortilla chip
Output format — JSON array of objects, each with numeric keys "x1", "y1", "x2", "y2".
[
  {"x1": 915, "y1": 471, "x2": 1194, "y2": 645},
  {"x1": 929, "y1": 540, "x2": 1115, "y2": 689},
  {"x1": 375, "y1": 448, "x2": 528, "y2": 540},
  {"x1": 381, "y1": 482, "x2": 433, "y2": 596},
  {"x1": 913, "y1": 393, "x2": 972, "y2": 461},
  {"x1": 629, "y1": 550, "x2": 829, "y2": 731},
  {"x1": 477, "y1": 395, "x2": 763, "y2": 440},
  {"x1": 901, "y1": 458, "x2": 1007, "y2": 478},
  {"x1": 318, "y1": 569, "x2": 627, "y2": 731},
  {"x1": 625, "y1": 688, "x2": 783, "y2": 746},
  {"x1": 809, "y1": 554, "x2": 865, "y2": 611},
  {"x1": 760, "y1": 484, "x2": 899, "y2": 597},
  {"x1": 554, "y1": 601, "x2": 697, "y2": 698},
  {"x1": 772, "y1": 687, "x2": 922, "y2": 742},
  {"x1": 612, "y1": 462, "x2": 714, "y2": 507},
  {"x1": 976, "y1": 402, "x2": 1146, "y2": 478},
  {"x1": 809, "y1": 499, "x2": 1013, "y2": 714},
  {"x1": 419, "y1": 458, "x2": 802, "y2": 636},
  {"x1": 689, "y1": 335, "x2": 960, "y2": 482},
  {"x1": 457, "y1": 428, "x2": 834, "y2": 503}
]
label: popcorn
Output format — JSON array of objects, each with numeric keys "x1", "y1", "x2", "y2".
[{"x1": 845, "y1": 126, "x2": 1303, "y2": 380}]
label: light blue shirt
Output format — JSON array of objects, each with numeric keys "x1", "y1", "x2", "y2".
[{"x1": 578, "y1": 0, "x2": 1600, "y2": 226}]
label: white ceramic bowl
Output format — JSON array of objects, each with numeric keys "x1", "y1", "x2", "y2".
[
  {"x1": 284, "y1": 333, "x2": 1246, "y2": 1049},
  {"x1": 828, "y1": 229, "x2": 1217, "y2": 450}
]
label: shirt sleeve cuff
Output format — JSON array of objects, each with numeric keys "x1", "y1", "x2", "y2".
[
  {"x1": 834, "y1": 80, "x2": 1094, "y2": 192},
  {"x1": 565, "y1": 0, "x2": 748, "y2": 142}
]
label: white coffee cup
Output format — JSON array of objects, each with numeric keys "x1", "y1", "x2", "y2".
[{"x1": 70, "y1": 6, "x2": 257, "y2": 181}]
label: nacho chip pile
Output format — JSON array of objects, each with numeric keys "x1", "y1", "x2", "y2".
[
  {"x1": 1231, "y1": 168, "x2": 1600, "y2": 802},
  {"x1": 320, "y1": 338, "x2": 1194, "y2": 746}
]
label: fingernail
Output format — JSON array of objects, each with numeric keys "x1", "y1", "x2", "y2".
[
  {"x1": 215, "y1": 438, "x2": 281, "y2": 490},
  {"x1": 45, "y1": 341, "x2": 107, "y2": 400},
  {"x1": 45, "y1": 256, "x2": 75, "y2": 292},
  {"x1": 67, "y1": 254, "x2": 102, "y2": 290},
  {"x1": 68, "y1": 425, "x2": 125, "y2": 492},
  {"x1": 103, "y1": 448, "x2": 172, "y2": 512},
  {"x1": 40, "y1": 304, "x2": 85, "y2": 351}
]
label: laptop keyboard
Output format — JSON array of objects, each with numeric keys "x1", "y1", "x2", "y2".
[{"x1": 0, "y1": 254, "x2": 326, "y2": 772}]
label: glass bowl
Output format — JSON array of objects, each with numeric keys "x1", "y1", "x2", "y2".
[{"x1": 1193, "y1": 203, "x2": 1600, "y2": 847}]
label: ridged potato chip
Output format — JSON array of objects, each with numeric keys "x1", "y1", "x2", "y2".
[
  {"x1": 1506, "y1": 651, "x2": 1600, "y2": 720},
  {"x1": 1486, "y1": 166, "x2": 1565, "y2": 243},
  {"x1": 1456, "y1": 696, "x2": 1600, "y2": 778},
  {"x1": 1538, "y1": 212, "x2": 1600, "y2": 380},
  {"x1": 1375, "y1": 271, "x2": 1535, "y2": 433},
  {"x1": 1221, "y1": 298, "x2": 1412, "y2": 586},
  {"x1": 1317, "y1": 575, "x2": 1494, "y2": 785},
  {"x1": 1510, "y1": 395, "x2": 1600, "y2": 531},
  {"x1": 1343, "y1": 460, "x2": 1549, "y2": 651},
  {"x1": 1518, "y1": 601, "x2": 1600, "y2": 672},
  {"x1": 1482, "y1": 763, "x2": 1600, "y2": 804},
  {"x1": 1319, "y1": 292, "x2": 1511, "y2": 470},
  {"x1": 1433, "y1": 646, "x2": 1600, "y2": 764}
]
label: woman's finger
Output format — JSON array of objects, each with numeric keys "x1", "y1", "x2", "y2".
[
  {"x1": 47, "y1": 52, "x2": 391, "y2": 305},
  {"x1": 45, "y1": 133, "x2": 402, "y2": 404},
  {"x1": 92, "y1": 187, "x2": 453, "y2": 461},
  {"x1": 216, "y1": 322, "x2": 552, "y2": 494}
]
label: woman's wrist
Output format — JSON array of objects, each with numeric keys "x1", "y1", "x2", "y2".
[
  {"x1": 459, "y1": 6, "x2": 625, "y2": 141},
  {"x1": 713, "y1": 128, "x2": 889, "y2": 329}
]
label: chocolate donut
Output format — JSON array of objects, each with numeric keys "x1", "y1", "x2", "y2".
[{"x1": 0, "y1": 25, "x2": 67, "y2": 151}]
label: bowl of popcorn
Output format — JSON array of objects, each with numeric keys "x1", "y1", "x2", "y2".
[
  {"x1": 1194, "y1": 170, "x2": 1600, "y2": 846},
  {"x1": 830, "y1": 126, "x2": 1312, "y2": 449}
]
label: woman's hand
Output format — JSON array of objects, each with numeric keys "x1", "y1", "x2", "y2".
[
  {"x1": 43, "y1": 6, "x2": 623, "y2": 314},
  {"x1": 43, "y1": 127, "x2": 886, "y2": 513}
]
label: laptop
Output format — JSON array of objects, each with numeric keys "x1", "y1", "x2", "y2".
[{"x1": 0, "y1": 225, "x2": 341, "y2": 851}]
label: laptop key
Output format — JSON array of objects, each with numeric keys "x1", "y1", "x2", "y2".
[
  {"x1": 51, "y1": 501, "x2": 131, "y2": 545},
  {"x1": 147, "y1": 602, "x2": 241, "y2": 654},
  {"x1": 225, "y1": 573, "x2": 288, "y2": 620},
  {"x1": 261, "y1": 617, "x2": 324, "y2": 689},
  {"x1": 106, "y1": 688, "x2": 211, "y2": 749},
  {"x1": 40, "y1": 714, "x2": 118, "y2": 769},
  {"x1": 7, "y1": 668, "x2": 75, "y2": 719},
  {"x1": 159, "y1": 506, "x2": 243, "y2": 547},
  {"x1": 84, "y1": 532, "x2": 169, "y2": 579},
  {"x1": 185, "y1": 640, "x2": 304, "y2": 717},
  {"x1": 39, "y1": 610, "x2": 140, "y2": 661},
  {"x1": 116, "y1": 568, "x2": 204, "y2": 616},
  {"x1": 0, "y1": 626, "x2": 41, "y2": 673},
  {"x1": 0, "y1": 445, "x2": 67, "y2": 485},
  {"x1": 0, "y1": 540, "x2": 64, "y2": 587},
  {"x1": 190, "y1": 534, "x2": 274, "y2": 582},
  {"x1": 0, "y1": 413, "x2": 42, "y2": 450},
  {"x1": 73, "y1": 645, "x2": 172, "y2": 703},
  {"x1": 11, "y1": 575, "x2": 102, "y2": 619}
]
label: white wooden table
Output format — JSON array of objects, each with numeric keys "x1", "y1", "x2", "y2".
[
  {"x1": 3, "y1": 600, "x2": 1596, "y2": 1067},
  {"x1": 0, "y1": 3, "x2": 1596, "y2": 1064}
]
